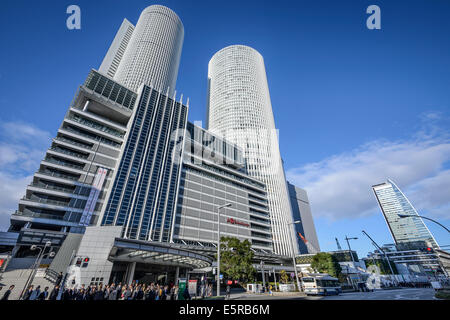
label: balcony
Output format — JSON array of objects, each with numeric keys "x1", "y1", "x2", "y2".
[
  {"x1": 38, "y1": 169, "x2": 80, "y2": 182},
  {"x1": 49, "y1": 146, "x2": 89, "y2": 160},
  {"x1": 67, "y1": 114, "x2": 125, "y2": 139},
  {"x1": 22, "y1": 196, "x2": 71, "y2": 208},
  {"x1": 61, "y1": 126, "x2": 121, "y2": 149},
  {"x1": 28, "y1": 182, "x2": 76, "y2": 197},
  {"x1": 44, "y1": 157, "x2": 85, "y2": 171},
  {"x1": 54, "y1": 136, "x2": 93, "y2": 151},
  {"x1": 14, "y1": 210, "x2": 64, "y2": 221},
  {"x1": 13, "y1": 210, "x2": 83, "y2": 224}
]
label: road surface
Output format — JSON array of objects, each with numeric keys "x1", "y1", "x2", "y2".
[{"x1": 228, "y1": 288, "x2": 437, "y2": 300}]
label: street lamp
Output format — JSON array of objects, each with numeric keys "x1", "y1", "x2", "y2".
[
  {"x1": 287, "y1": 220, "x2": 302, "y2": 292},
  {"x1": 344, "y1": 236, "x2": 361, "y2": 285},
  {"x1": 20, "y1": 241, "x2": 52, "y2": 299},
  {"x1": 216, "y1": 202, "x2": 232, "y2": 297},
  {"x1": 397, "y1": 214, "x2": 450, "y2": 233}
]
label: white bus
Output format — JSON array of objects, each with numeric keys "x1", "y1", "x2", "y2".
[{"x1": 301, "y1": 274, "x2": 341, "y2": 296}]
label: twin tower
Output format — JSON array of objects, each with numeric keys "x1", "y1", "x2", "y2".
[{"x1": 98, "y1": 5, "x2": 297, "y2": 255}]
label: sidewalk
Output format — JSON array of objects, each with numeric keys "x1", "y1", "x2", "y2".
[{"x1": 231, "y1": 291, "x2": 307, "y2": 299}]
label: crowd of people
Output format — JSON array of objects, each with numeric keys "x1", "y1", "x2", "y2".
[{"x1": 1, "y1": 280, "x2": 216, "y2": 301}]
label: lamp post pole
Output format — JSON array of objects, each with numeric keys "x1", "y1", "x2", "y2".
[
  {"x1": 344, "y1": 236, "x2": 361, "y2": 285},
  {"x1": 216, "y1": 203, "x2": 232, "y2": 298},
  {"x1": 273, "y1": 268, "x2": 277, "y2": 291},
  {"x1": 260, "y1": 260, "x2": 265, "y2": 292},
  {"x1": 398, "y1": 214, "x2": 450, "y2": 233},
  {"x1": 287, "y1": 220, "x2": 302, "y2": 291},
  {"x1": 20, "y1": 241, "x2": 52, "y2": 299}
]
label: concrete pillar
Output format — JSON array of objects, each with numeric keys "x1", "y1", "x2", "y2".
[
  {"x1": 126, "y1": 262, "x2": 136, "y2": 285},
  {"x1": 175, "y1": 266, "x2": 180, "y2": 284},
  {"x1": 83, "y1": 100, "x2": 90, "y2": 111}
]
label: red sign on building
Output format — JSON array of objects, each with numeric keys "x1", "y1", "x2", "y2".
[{"x1": 226, "y1": 217, "x2": 249, "y2": 227}]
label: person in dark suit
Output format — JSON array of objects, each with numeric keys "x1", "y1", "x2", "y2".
[
  {"x1": 49, "y1": 285, "x2": 60, "y2": 300},
  {"x1": 1, "y1": 285, "x2": 14, "y2": 300},
  {"x1": 37, "y1": 287, "x2": 49, "y2": 300},
  {"x1": 22, "y1": 285, "x2": 34, "y2": 300},
  {"x1": 183, "y1": 287, "x2": 191, "y2": 300},
  {"x1": 55, "y1": 272, "x2": 63, "y2": 286}
]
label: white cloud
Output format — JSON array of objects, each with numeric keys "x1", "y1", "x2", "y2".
[
  {"x1": 0, "y1": 122, "x2": 52, "y2": 231},
  {"x1": 286, "y1": 131, "x2": 450, "y2": 222}
]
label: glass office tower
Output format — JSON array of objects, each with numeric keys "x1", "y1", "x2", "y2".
[
  {"x1": 372, "y1": 179, "x2": 439, "y2": 250},
  {"x1": 287, "y1": 182, "x2": 320, "y2": 254}
]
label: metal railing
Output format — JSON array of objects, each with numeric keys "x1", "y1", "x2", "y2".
[
  {"x1": 62, "y1": 126, "x2": 121, "y2": 148},
  {"x1": 44, "y1": 268, "x2": 60, "y2": 284},
  {"x1": 67, "y1": 114, "x2": 125, "y2": 138},
  {"x1": 29, "y1": 182, "x2": 75, "y2": 194},
  {"x1": 22, "y1": 196, "x2": 70, "y2": 208},
  {"x1": 54, "y1": 136, "x2": 93, "y2": 150},
  {"x1": 44, "y1": 157, "x2": 85, "y2": 170},
  {"x1": 14, "y1": 210, "x2": 83, "y2": 223},
  {"x1": 14, "y1": 210, "x2": 65, "y2": 221},
  {"x1": 38, "y1": 169, "x2": 81, "y2": 181},
  {"x1": 49, "y1": 147, "x2": 89, "y2": 160}
]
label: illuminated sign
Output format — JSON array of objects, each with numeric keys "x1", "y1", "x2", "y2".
[{"x1": 226, "y1": 217, "x2": 249, "y2": 227}]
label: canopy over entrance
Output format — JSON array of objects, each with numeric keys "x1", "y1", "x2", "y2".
[{"x1": 108, "y1": 238, "x2": 213, "y2": 269}]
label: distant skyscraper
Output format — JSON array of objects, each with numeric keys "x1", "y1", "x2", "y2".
[
  {"x1": 287, "y1": 182, "x2": 320, "y2": 254},
  {"x1": 372, "y1": 179, "x2": 439, "y2": 250},
  {"x1": 207, "y1": 45, "x2": 296, "y2": 256},
  {"x1": 113, "y1": 5, "x2": 184, "y2": 94}
]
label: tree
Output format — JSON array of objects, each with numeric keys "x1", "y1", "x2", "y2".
[
  {"x1": 310, "y1": 252, "x2": 342, "y2": 278},
  {"x1": 217, "y1": 237, "x2": 256, "y2": 284},
  {"x1": 365, "y1": 259, "x2": 398, "y2": 275},
  {"x1": 279, "y1": 270, "x2": 289, "y2": 284}
]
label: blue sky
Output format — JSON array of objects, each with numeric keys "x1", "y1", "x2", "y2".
[{"x1": 0, "y1": 0, "x2": 449, "y2": 258}]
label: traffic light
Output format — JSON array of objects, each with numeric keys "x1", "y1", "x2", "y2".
[
  {"x1": 420, "y1": 247, "x2": 434, "y2": 254},
  {"x1": 75, "y1": 257, "x2": 82, "y2": 267},
  {"x1": 82, "y1": 257, "x2": 89, "y2": 268}
]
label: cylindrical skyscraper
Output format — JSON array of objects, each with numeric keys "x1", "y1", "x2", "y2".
[
  {"x1": 207, "y1": 45, "x2": 297, "y2": 256},
  {"x1": 114, "y1": 5, "x2": 184, "y2": 94}
]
